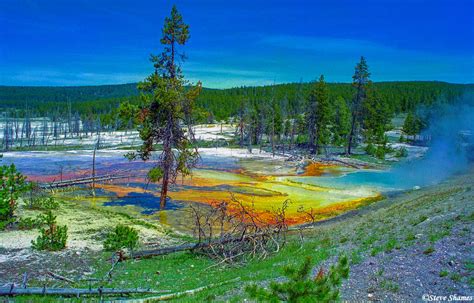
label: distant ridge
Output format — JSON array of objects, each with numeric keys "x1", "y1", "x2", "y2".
[
  {"x1": 1, "y1": 81, "x2": 471, "y2": 104},
  {"x1": 0, "y1": 83, "x2": 139, "y2": 103}
]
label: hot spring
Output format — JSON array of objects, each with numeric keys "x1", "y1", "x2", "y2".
[{"x1": 2, "y1": 148, "x2": 419, "y2": 229}]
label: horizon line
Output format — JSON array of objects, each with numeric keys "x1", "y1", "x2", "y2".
[{"x1": 1, "y1": 79, "x2": 472, "y2": 90}]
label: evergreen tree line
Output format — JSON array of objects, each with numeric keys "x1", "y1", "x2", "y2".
[
  {"x1": 0, "y1": 81, "x2": 470, "y2": 126},
  {"x1": 196, "y1": 81, "x2": 470, "y2": 122},
  {"x1": 229, "y1": 57, "x2": 395, "y2": 156}
]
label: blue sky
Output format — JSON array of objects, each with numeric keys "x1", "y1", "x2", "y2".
[{"x1": 1, "y1": 0, "x2": 473, "y2": 88}]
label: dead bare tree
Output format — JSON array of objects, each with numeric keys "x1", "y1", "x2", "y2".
[
  {"x1": 187, "y1": 195, "x2": 290, "y2": 264},
  {"x1": 91, "y1": 134, "x2": 100, "y2": 197},
  {"x1": 297, "y1": 206, "x2": 317, "y2": 223}
]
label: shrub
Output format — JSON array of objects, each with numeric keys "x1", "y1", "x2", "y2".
[
  {"x1": 31, "y1": 211, "x2": 68, "y2": 251},
  {"x1": 246, "y1": 255, "x2": 349, "y2": 302},
  {"x1": 0, "y1": 218, "x2": 14, "y2": 230},
  {"x1": 385, "y1": 238, "x2": 398, "y2": 252},
  {"x1": 104, "y1": 225, "x2": 139, "y2": 252},
  {"x1": 25, "y1": 196, "x2": 59, "y2": 210},
  {"x1": 375, "y1": 146, "x2": 386, "y2": 159},
  {"x1": 405, "y1": 233, "x2": 416, "y2": 241},
  {"x1": 380, "y1": 279, "x2": 399, "y2": 292},
  {"x1": 395, "y1": 147, "x2": 408, "y2": 158},
  {"x1": 0, "y1": 164, "x2": 28, "y2": 226},
  {"x1": 423, "y1": 246, "x2": 435, "y2": 255},
  {"x1": 450, "y1": 273, "x2": 462, "y2": 282},
  {"x1": 365, "y1": 143, "x2": 376, "y2": 156},
  {"x1": 18, "y1": 216, "x2": 43, "y2": 230}
]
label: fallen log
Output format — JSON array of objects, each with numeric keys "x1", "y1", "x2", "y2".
[
  {"x1": 46, "y1": 271, "x2": 75, "y2": 284},
  {"x1": 128, "y1": 242, "x2": 203, "y2": 260},
  {"x1": 319, "y1": 157, "x2": 362, "y2": 169},
  {"x1": 127, "y1": 231, "x2": 280, "y2": 260},
  {"x1": 39, "y1": 174, "x2": 137, "y2": 189},
  {"x1": 123, "y1": 277, "x2": 240, "y2": 302},
  {"x1": 0, "y1": 286, "x2": 170, "y2": 297}
]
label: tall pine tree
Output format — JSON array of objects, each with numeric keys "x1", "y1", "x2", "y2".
[
  {"x1": 332, "y1": 96, "x2": 351, "y2": 147},
  {"x1": 362, "y1": 84, "x2": 391, "y2": 144},
  {"x1": 347, "y1": 56, "x2": 370, "y2": 154},
  {"x1": 306, "y1": 75, "x2": 331, "y2": 154},
  {"x1": 132, "y1": 5, "x2": 201, "y2": 209}
]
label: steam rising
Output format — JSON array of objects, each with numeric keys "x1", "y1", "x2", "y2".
[{"x1": 393, "y1": 95, "x2": 474, "y2": 188}]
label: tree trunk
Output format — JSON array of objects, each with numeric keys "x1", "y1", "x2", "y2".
[
  {"x1": 160, "y1": 129, "x2": 172, "y2": 209},
  {"x1": 347, "y1": 114, "x2": 357, "y2": 155},
  {"x1": 92, "y1": 144, "x2": 97, "y2": 197},
  {"x1": 160, "y1": 168, "x2": 169, "y2": 209}
]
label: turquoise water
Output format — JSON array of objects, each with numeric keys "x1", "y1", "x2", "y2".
[{"x1": 291, "y1": 169, "x2": 411, "y2": 192}]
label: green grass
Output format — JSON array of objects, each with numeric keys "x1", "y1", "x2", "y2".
[
  {"x1": 384, "y1": 238, "x2": 399, "y2": 253},
  {"x1": 468, "y1": 276, "x2": 474, "y2": 288},
  {"x1": 350, "y1": 250, "x2": 363, "y2": 265},
  {"x1": 91, "y1": 240, "x2": 331, "y2": 302},
  {"x1": 428, "y1": 229, "x2": 451, "y2": 243},
  {"x1": 439, "y1": 269, "x2": 449, "y2": 277},
  {"x1": 380, "y1": 279, "x2": 400, "y2": 293},
  {"x1": 465, "y1": 260, "x2": 474, "y2": 271},
  {"x1": 412, "y1": 215, "x2": 428, "y2": 226},
  {"x1": 423, "y1": 246, "x2": 435, "y2": 255},
  {"x1": 450, "y1": 273, "x2": 462, "y2": 283},
  {"x1": 370, "y1": 246, "x2": 384, "y2": 257},
  {"x1": 405, "y1": 232, "x2": 416, "y2": 241}
]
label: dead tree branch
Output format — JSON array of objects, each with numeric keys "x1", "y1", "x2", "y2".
[{"x1": 0, "y1": 286, "x2": 170, "y2": 297}]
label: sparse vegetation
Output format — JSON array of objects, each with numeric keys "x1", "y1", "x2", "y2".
[
  {"x1": 380, "y1": 279, "x2": 400, "y2": 292},
  {"x1": 18, "y1": 216, "x2": 43, "y2": 230},
  {"x1": 395, "y1": 147, "x2": 408, "y2": 158},
  {"x1": 423, "y1": 246, "x2": 435, "y2": 255},
  {"x1": 25, "y1": 196, "x2": 59, "y2": 211},
  {"x1": 103, "y1": 224, "x2": 139, "y2": 252},
  {"x1": 0, "y1": 164, "x2": 28, "y2": 227},
  {"x1": 246, "y1": 255, "x2": 349, "y2": 302},
  {"x1": 31, "y1": 210, "x2": 68, "y2": 251},
  {"x1": 450, "y1": 273, "x2": 462, "y2": 282}
]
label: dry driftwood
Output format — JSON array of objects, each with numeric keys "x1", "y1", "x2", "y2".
[
  {"x1": 123, "y1": 277, "x2": 240, "y2": 302},
  {"x1": 319, "y1": 157, "x2": 362, "y2": 169},
  {"x1": 132, "y1": 197, "x2": 288, "y2": 263},
  {"x1": 127, "y1": 229, "x2": 282, "y2": 261},
  {"x1": 127, "y1": 238, "x2": 246, "y2": 260},
  {"x1": 41, "y1": 174, "x2": 134, "y2": 189},
  {"x1": 128, "y1": 242, "x2": 203, "y2": 260},
  {"x1": 0, "y1": 285, "x2": 170, "y2": 297}
]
